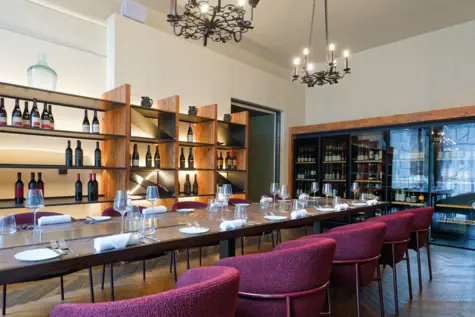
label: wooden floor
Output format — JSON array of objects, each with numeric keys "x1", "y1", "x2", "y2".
[{"x1": 4, "y1": 230, "x2": 475, "y2": 317}]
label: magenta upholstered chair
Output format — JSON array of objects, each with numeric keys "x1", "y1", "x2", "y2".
[
  {"x1": 398, "y1": 207, "x2": 434, "y2": 293},
  {"x1": 51, "y1": 266, "x2": 240, "y2": 317},
  {"x1": 101, "y1": 207, "x2": 121, "y2": 217},
  {"x1": 216, "y1": 238, "x2": 336, "y2": 317},
  {"x1": 228, "y1": 198, "x2": 250, "y2": 205},
  {"x1": 367, "y1": 213, "x2": 414, "y2": 316},
  {"x1": 172, "y1": 201, "x2": 207, "y2": 210},
  {"x1": 14, "y1": 211, "x2": 64, "y2": 225},
  {"x1": 302, "y1": 222, "x2": 387, "y2": 317}
]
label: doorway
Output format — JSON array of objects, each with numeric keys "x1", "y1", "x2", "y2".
[{"x1": 231, "y1": 99, "x2": 281, "y2": 202}]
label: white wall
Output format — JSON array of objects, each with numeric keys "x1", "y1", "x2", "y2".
[
  {"x1": 305, "y1": 20, "x2": 475, "y2": 125},
  {"x1": 108, "y1": 14, "x2": 306, "y2": 185}
]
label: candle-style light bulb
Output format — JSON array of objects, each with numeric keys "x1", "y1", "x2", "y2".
[
  {"x1": 200, "y1": 2, "x2": 210, "y2": 13},
  {"x1": 307, "y1": 63, "x2": 314, "y2": 71},
  {"x1": 329, "y1": 43, "x2": 335, "y2": 51},
  {"x1": 303, "y1": 48, "x2": 309, "y2": 56},
  {"x1": 238, "y1": 0, "x2": 246, "y2": 6},
  {"x1": 293, "y1": 57, "x2": 301, "y2": 65},
  {"x1": 343, "y1": 49, "x2": 350, "y2": 69},
  {"x1": 292, "y1": 57, "x2": 301, "y2": 77}
]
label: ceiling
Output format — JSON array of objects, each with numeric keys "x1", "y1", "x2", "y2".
[{"x1": 29, "y1": 0, "x2": 475, "y2": 68}]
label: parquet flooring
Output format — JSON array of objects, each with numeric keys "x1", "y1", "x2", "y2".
[{"x1": 4, "y1": 229, "x2": 475, "y2": 317}]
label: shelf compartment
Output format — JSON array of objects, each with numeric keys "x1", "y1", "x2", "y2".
[
  {"x1": 0, "y1": 196, "x2": 113, "y2": 210},
  {"x1": 323, "y1": 161, "x2": 347, "y2": 164},
  {"x1": 131, "y1": 105, "x2": 175, "y2": 118},
  {"x1": 355, "y1": 180, "x2": 383, "y2": 183},
  {"x1": 391, "y1": 201, "x2": 425, "y2": 207},
  {"x1": 295, "y1": 162, "x2": 317, "y2": 165},
  {"x1": 130, "y1": 136, "x2": 176, "y2": 144},
  {"x1": 436, "y1": 204, "x2": 472, "y2": 210},
  {"x1": 0, "y1": 164, "x2": 125, "y2": 170},
  {"x1": 353, "y1": 160, "x2": 384, "y2": 164},
  {"x1": 0, "y1": 82, "x2": 125, "y2": 111},
  {"x1": 179, "y1": 113, "x2": 214, "y2": 123},
  {"x1": 217, "y1": 169, "x2": 247, "y2": 173},
  {"x1": 131, "y1": 167, "x2": 176, "y2": 172},
  {"x1": 0, "y1": 126, "x2": 124, "y2": 140},
  {"x1": 323, "y1": 179, "x2": 346, "y2": 182},
  {"x1": 217, "y1": 120, "x2": 246, "y2": 126},
  {"x1": 217, "y1": 145, "x2": 246, "y2": 150},
  {"x1": 179, "y1": 141, "x2": 214, "y2": 147},
  {"x1": 295, "y1": 179, "x2": 317, "y2": 181},
  {"x1": 179, "y1": 168, "x2": 215, "y2": 171}
]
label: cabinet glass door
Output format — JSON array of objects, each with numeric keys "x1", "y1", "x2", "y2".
[
  {"x1": 388, "y1": 128, "x2": 430, "y2": 210},
  {"x1": 293, "y1": 138, "x2": 318, "y2": 198},
  {"x1": 321, "y1": 136, "x2": 348, "y2": 198}
]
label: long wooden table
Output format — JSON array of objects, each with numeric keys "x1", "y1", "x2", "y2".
[{"x1": 0, "y1": 201, "x2": 387, "y2": 286}]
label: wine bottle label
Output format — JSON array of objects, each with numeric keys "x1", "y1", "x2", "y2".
[
  {"x1": 12, "y1": 117, "x2": 23, "y2": 127},
  {"x1": 82, "y1": 124, "x2": 90, "y2": 133},
  {"x1": 15, "y1": 185, "x2": 24, "y2": 199},
  {"x1": 187, "y1": 135, "x2": 193, "y2": 142},
  {"x1": 133, "y1": 159, "x2": 139, "y2": 166},
  {"x1": 31, "y1": 117, "x2": 41, "y2": 128},
  {"x1": 23, "y1": 120, "x2": 30, "y2": 127},
  {"x1": 0, "y1": 115, "x2": 6, "y2": 125},
  {"x1": 92, "y1": 124, "x2": 100, "y2": 133},
  {"x1": 41, "y1": 119, "x2": 49, "y2": 129},
  {"x1": 49, "y1": 121, "x2": 54, "y2": 130}
]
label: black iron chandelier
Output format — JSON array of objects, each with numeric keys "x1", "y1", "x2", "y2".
[
  {"x1": 292, "y1": 0, "x2": 351, "y2": 87},
  {"x1": 167, "y1": 0, "x2": 260, "y2": 47}
]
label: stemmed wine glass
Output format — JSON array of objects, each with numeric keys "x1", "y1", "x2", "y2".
[
  {"x1": 114, "y1": 190, "x2": 128, "y2": 233},
  {"x1": 351, "y1": 182, "x2": 360, "y2": 202},
  {"x1": 322, "y1": 183, "x2": 332, "y2": 207},
  {"x1": 146, "y1": 186, "x2": 159, "y2": 213},
  {"x1": 223, "y1": 184, "x2": 233, "y2": 212},
  {"x1": 279, "y1": 185, "x2": 289, "y2": 200},
  {"x1": 311, "y1": 182, "x2": 319, "y2": 207},
  {"x1": 24, "y1": 189, "x2": 44, "y2": 232},
  {"x1": 270, "y1": 182, "x2": 279, "y2": 210},
  {"x1": 216, "y1": 186, "x2": 226, "y2": 221}
]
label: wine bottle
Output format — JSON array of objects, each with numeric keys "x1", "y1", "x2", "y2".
[
  {"x1": 65, "y1": 140, "x2": 73, "y2": 167},
  {"x1": 14, "y1": 172, "x2": 24, "y2": 204},
  {"x1": 0, "y1": 98, "x2": 7, "y2": 126},
  {"x1": 37, "y1": 172, "x2": 45, "y2": 196},
  {"x1": 188, "y1": 148, "x2": 194, "y2": 169},
  {"x1": 11, "y1": 99, "x2": 22, "y2": 127},
  {"x1": 146, "y1": 145, "x2": 152, "y2": 168},
  {"x1": 92, "y1": 173, "x2": 98, "y2": 201},
  {"x1": 132, "y1": 144, "x2": 139, "y2": 167},
  {"x1": 48, "y1": 105, "x2": 54, "y2": 130},
  {"x1": 87, "y1": 173, "x2": 94, "y2": 201},
  {"x1": 154, "y1": 145, "x2": 160, "y2": 168},
  {"x1": 82, "y1": 110, "x2": 90, "y2": 133},
  {"x1": 226, "y1": 152, "x2": 231, "y2": 170},
  {"x1": 219, "y1": 152, "x2": 224, "y2": 170},
  {"x1": 232, "y1": 153, "x2": 237, "y2": 170},
  {"x1": 91, "y1": 110, "x2": 100, "y2": 134},
  {"x1": 30, "y1": 99, "x2": 41, "y2": 128},
  {"x1": 192, "y1": 174, "x2": 198, "y2": 195},
  {"x1": 184, "y1": 174, "x2": 192, "y2": 196},
  {"x1": 40, "y1": 103, "x2": 49, "y2": 129},
  {"x1": 75, "y1": 140, "x2": 83, "y2": 168},
  {"x1": 187, "y1": 123, "x2": 193, "y2": 142},
  {"x1": 75, "y1": 173, "x2": 82, "y2": 201},
  {"x1": 28, "y1": 172, "x2": 37, "y2": 190},
  {"x1": 22, "y1": 102, "x2": 30, "y2": 128},
  {"x1": 180, "y1": 148, "x2": 186, "y2": 169},
  {"x1": 94, "y1": 141, "x2": 102, "y2": 167}
]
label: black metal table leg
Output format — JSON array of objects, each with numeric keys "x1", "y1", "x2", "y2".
[
  {"x1": 219, "y1": 238, "x2": 236, "y2": 259},
  {"x1": 312, "y1": 220, "x2": 322, "y2": 234},
  {"x1": 110, "y1": 263, "x2": 115, "y2": 301},
  {"x1": 88, "y1": 267, "x2": 95, "y2": 303}
]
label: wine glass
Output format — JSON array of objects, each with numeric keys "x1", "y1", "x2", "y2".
[
  {"x1": 146, "y1": 186, "x2": 159, "y2": 212},
  {"x1": 24, "y1": 189, "x2": 44, "y2": 231},
  {"x1": 311, "y1": 182, "x2": 319, "y2": 199},
  {"x1": 322, "y1": 183, "x2": 332, "y2": 207},
  {"x1": 351, "y1": 182, "x2": 360, "y2": 202},
  {"x1": 114, "y1": 190, "x2": 128, "y2": 233},
  {"x1": 223, "y1": 184, "x2": 233, "y2": 212},
  {"x1": 216, "y1": 186, "x2": 225, "y2": 220},
  {"x1": 270, "y1": 182, "x2": 279, "y2": 209},
  {"x1": 279, "y1": 184, "x2": 289, "y2": 200}
]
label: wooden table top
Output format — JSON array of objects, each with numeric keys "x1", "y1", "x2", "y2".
[{"x1": 0, "y1": 200, "x2": 387, "y2": 285}]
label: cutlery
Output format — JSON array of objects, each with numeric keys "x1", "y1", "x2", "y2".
[
  {"x1": 49, "y1": 241, "x2": 64, "y2": 255},
  {"x1": 248, "y1": 221, "x2": 261, "y2": 225},
  {"x1": 58, "y1": 240, "x2": 79, "y2": 256},
  {"x1": 143, "y1": 236, "x2": 160, "y2": 243}
]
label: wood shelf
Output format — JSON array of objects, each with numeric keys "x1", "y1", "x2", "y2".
[
  {"x1": 436, "y1": 204, "x2": 473, "y2": 210},
  {"x1": 295, "y1": 162, "x2": 317, "y2": 165},
  {"x1": 130, "y1": 136, "x2": 176, "y2": 144},
  {"x1": 179, "y1": 141, "x2": 214, "y2": 147},
  {"x1": 0, "y1": 82, "x2": 125, "y2": 112},
  {"x1": 323, "y1": 161, "x2": 347, "y2": 164},
  {"x1": 295, "y1": 179, "x2": 317, "y2": 181},
  {"x1": 0, "y1": 164, "x2": 125, "y2": 170},
  {"x1": 178, "y1": 193, "x2": 215, "y2": 198},
  {"x1": 0, "y1": 126, "x2": 124, "y2": 140},
  {"x1": 323, "y1": 179, "x2": 346, "y2": 182},
  {"x1": 0, "y1": 196, "x2": 113, "y2": 210},
  {"x1": 391, "y1": 201, "x2": 425, "y2": 207},
  {"x1": 217, "y1": 169, "x2": 247, "y2": 172},
  {"x1": 131, "y1": 105, "x2": 175, "y2": 118},
  {"x1": 217, "y1": 144, "x2": 246, "y2": 150},
  {"x1": 217, "y1": 120, "x2": 246, "y2": 126},
  {"x1": 179, "y1": 168, "x2": 215, "y2": 171},
  {"x1": 131, "y1": 167, "x2": 176, "y2": 172},
  {"x1": 355, "y1": 180, "x2": 382, "y2": 183},
  {"x1": 179, "y1": 113, "x2": 214, "y2": 123},
  {"x1": 353, "y1": 160, "x2": 384, "y2": 163}
]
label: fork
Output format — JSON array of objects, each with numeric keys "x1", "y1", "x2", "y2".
[
  {"x1": 49, "y1": 240, "x2": 64, "y2": 255},
  {"x1": 58, "y1": 240, "x2": 79, "y2": 256}
]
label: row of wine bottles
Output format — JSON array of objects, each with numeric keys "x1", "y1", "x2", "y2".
[
  {"x1": 0, "y1": 98, "x2": 54, "y2": 129},
  {"x1": 14, "y1": 172, "x2": 45, "y2": 204},
  {"x1": 131, "y1": 144, "x2": 160, "y2": 168},
  {"x1": 75, "y1": 173, "x2": 100, "y2": 201},
  {"x1": 65, "y1": 140, "x2": 102, "y2": 168},
  {"x1": 217, "y1": 152, "x2": 238, "y2": 170},
  {"x1": 81, "y1": 110, "x2": 100, "y2": 134},
  {"x1": 296, "y1": 146, "x2": 317, "y2": 163},
  {"x1": 179, "y1": 174, "x2": 198, "y2": 196}
]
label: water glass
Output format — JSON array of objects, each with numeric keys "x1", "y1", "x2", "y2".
[
  {"x1": 217, "y1": 186, "x2": 226, "y2": 220},
  {"x1": 279, "y1": 200, "x2": 292, "y2": 212},
  {"x1": 223, "y1": 184, "x2": 233, "y2": 211},
  {"x1": 322, "y1": 183, "x2": 332, "y2": 207},
  {"x1": 114, "y1": 190, "x2": 128, "y2": 233},
  {"x1": 234, "y1": 204, "x2": 248, "y2": 224},
  {"x1": 333, "y1": 196, "x2": 341, "y2": 207},
  {"x1": 141, "y1": 214, "x2": 156, "y2": 235},
  {"x1": 146, "y1": 186, "x2": 159, "y2": 207},
  {"x1": 270, "y1": 182, "x2": 279, "y2": 209},
  {"x1": 25, "y1": 189, "x2": 44, "y2": 232},
  {"x1": 208, "y1": 199, "x2": 217, "y2": 212},
  {"x1": 0, "y1": 215, "x2": 16, "y2": 235},
  {"x1": 361, "y1": 193, "x2": 369, "y2": 201},
  {"x1": 260, "y1": 195, "x2": 271, "y2": 209},
  {"x1": 292, "y1": 199, "x2": 302, "y2": 211}
]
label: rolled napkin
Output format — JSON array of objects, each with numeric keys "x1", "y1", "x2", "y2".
[
  {"x1": 220, "y1": 219, "x2": 246, "y2": 231},
  {"x1": 298, "y1": 193, "x2": 309, "y2": 201},
  {"x1": 38, "y1": 215, "x2": 72, "y2": 226},
  {"x1": 142, "y1": 206, "x2": 167, "y2": 215},
  {"x1": 335, "y1": 203, "x2": 349, "y2": 211},
  {"x1": 94, "y1": 233, "x2": 139, "y2": 252},
  {"x1": 367, "y1": 200, "x2": 378, "y2": 206},
  {"x1": 291, "y1": 209, "x2": 308, "y2": 219},
  {"x1": 260, "y1": 197, "x2": 273, "y2": 203}
]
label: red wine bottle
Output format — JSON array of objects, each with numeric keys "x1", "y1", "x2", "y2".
[
  {"x1": 192, "y1": 174, "x2": 198, "y2": 195},
  {"x1": 188, "y1": 148, "x2": 194, "y2": 169},
  {"x1": 37, "y1": 172, "x2": 44, "y2": 196},
  {"x1": 91, "y1": 110, "x2": 100, "y2": 134},
  {"x1": 132, "y1": 144, "x2": 139, "y2": 167},
  {"x1": 187, "y1": 123, "x2": 193, "y2": 142},
  {"x1": 22, "y1": 101, "x2": 30, "y2": 128},
  {"x1": 146, "y1": 145, "x2": 152, "y2": 168},
  {"x1": 94, "y1": 142, "x2": 101, "y2": 167},
  {"x1": 75, "y1": 173, "x2": 82, "y2": 201},
  {"x1": 92, "y1": 173, "x2": 98, "y2": 200},
  {"x1": 65, "y1": 140, "x2": 73, "y2": 167},
  {"x1": 82, "y1": 110, "x2": 90, "y2": 133},
  {"x1": 184, "y1": 174, "x2": 192, "y2": 196},
  {"x1": 87, "y1": 173, "x2": 94, "y2": 201},
  {"x1": 0, "y1": 98, "x2": 7, "y2": 126},
  {"x1": 154, "y1": 145, "x2": 160, "y2": 168},
  {"x1": 48, "y1": 105, "x2": 54, "y2": 130},
  {"x1": 75, "y1": 140, "x2": 83, "y2": 167},
  {"x1": 11, "y1": 98, "x2": 22, "y2": 127},
  {"x1": 28, "y1": 172, "x2": 37, "y2": 190},
  {"x1": 14, "y1": 172, "x2": 24, "y2": 204},
  {"x1": 30, "y1": 99, "x2": 41, "y2": 128},
  {"x1": 40, "y1": 103, "x2": 49, "y2": 129}
]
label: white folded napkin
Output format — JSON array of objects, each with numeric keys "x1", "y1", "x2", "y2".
[
  {"x1": 220, "y1": 219, "x2": 246, "y2": 231},
  {"x1": 335, "y1": 203, "x2": 349, "y2": 211},
  {"x1": 94, "y1": 233, "x2": 139, "y2": 252},
  {"x1": 291, "y1": 209, "x2": 308, "y2": 219},
  {"x1": 367, "y1": 200, "x2": 378, "y2": 206},
  {"x1": 142, "y1": 206, "x2": 167, "y2": 215},
  {"x1": 260, "y1": 197, "x2": 273, "y2": 203},
  {"x1": 38, "y1": 215, "x2": 72, "y2": 226},
  {"x1": 298, "y1": 193, "x2": 309, "y2": 201}
]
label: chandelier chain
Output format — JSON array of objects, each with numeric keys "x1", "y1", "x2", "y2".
[
  {"x1": 324, "y1": 0, "x2": 329, "y2": 49},
  {"x1": 308, "y1": 0, "x2": 317, "y2": 50}
]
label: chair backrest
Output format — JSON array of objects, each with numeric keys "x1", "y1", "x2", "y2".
[
  {"x1": 366, "y1": 213, "x2": 414, "y2": 242},
  {"x1": 228, "y1": 198, "x2": 250, "y2": 206},
  {"x1": 50, "y1": 266, "x2": 240, "y2": 317},
  {"x1": 399, "y1": 207, "x2": 434, "y2": 230},
  {"x1": 172, "y1": 201, "x2": 207, "y2": 211},
  {"x1": 102, "y1": 207, "x2": 121, "y2": 217},
  {"x1": 14, "y1": 211, "x2": 65, "y2": 225},
  {"x1": 216, "y1": 238, "x2": 336, "y2": 317}
]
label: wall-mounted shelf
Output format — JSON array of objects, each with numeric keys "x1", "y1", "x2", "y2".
[
  {"x1": 131, "y1": 105, "x2": 175, "y2": 118},
  {"x1": 353, "y1": 160, "x2": 384, "y2": 164},
  {"x1": 179, "y1": 141, "x2": 214, "y2": 147},
  {"x1": 130, "y1": 136, "x2": 176, "y2": 144},
  {"x1": 217, "y1": 145, "x2": 246, "y2": 150},
  {"x1": 323, "y1": 161, "x2": 346, "y2": 164},
  {"x1": 0, "y1": 126, "x2": 124, "y2": 140},
  {"x1": 391, "y1": 201, "x2": 425, "y2": 207},
  {"x1": 0, "y1": 196, "x2": 113, "y2": 210},
  {"x1": 131, "y1": 167, "x2": 176, "y2": 172},
  {"x1": 0, "y1": 164, "x2": 125, "y2": 170},
  {"x1": 179, "y1": 113, "x2": 214, "y2": 123}
]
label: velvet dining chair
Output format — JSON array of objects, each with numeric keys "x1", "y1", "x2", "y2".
[
  {"x1": 366, "y1": 213, "x2": 415, "y2": 316},
  {"x1": 51, "y1": 266, "x2": 240, "y2": 317},
  {"x1": 216, "y1": 237, "x2": 336, "y2": 317}
]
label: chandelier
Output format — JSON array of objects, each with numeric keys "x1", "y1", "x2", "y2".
[
  {"x1": 292, "y1": 0, "x2": 351, "y2": 87},
  {"x1": 167, "y1": 0, "x2": 260, "y2": 47}
]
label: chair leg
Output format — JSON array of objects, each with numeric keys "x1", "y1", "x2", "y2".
[
  {"x1": 376, "y1": 264, "x2": 385, "y2": 317},
  {"x1": 101, "y1": 264, "x2": 106, "y2": 290},
  {"x1": 241, "y1": 237, "x2": 245, "y2": 255},
  {"x1": 173, "y1": 251, "x2": 178, "y2": 283},
  {"x1": 169, "y1": 251, "x2": 174, "y2": 273},
  {"x1": 110, "y1": 263, "x2": 115, "y2": 301},
  {"x1": 186, "y1": 248, "x2": 190, "y2": 270},
  {"x1": 320, "y1": 284, "x2": 332, "y2": 316},
  {"x1": 426, "y1": 244, "x2": 433, "y2": 281},
  {"x1": 60, "y1": 276, "x2": 65, "y2": 301},
  {"x1": 199, "y1": 247, "x2": 203, "y2": 266},
  {"x1": 355, "y1": 263, "x2": 361, "y2": 317},
  {"x1": 257, "y1": 235, "x2": 262, "y2": 250},
  {"x1": 392, "y1": 245, "x2": 399, "y2": 316},
  {"x1": 279, "y1": 230, "x2": 282, "y2": 243},
  {"x1": 2, "y1": 284, "x2": 6, "y2": 317},
  {"x1": 416, "y1": 234, "x2": 422, "y2": 293},
  {"x1": 142, "y1": 260, "x2": 146, "y2": 281},
  {"x1": 405, "y1": 250, "x2": 413, "y2": 300},
  {"x1": 88, "y1": 267, "x2": 95, "y2": 303}
]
